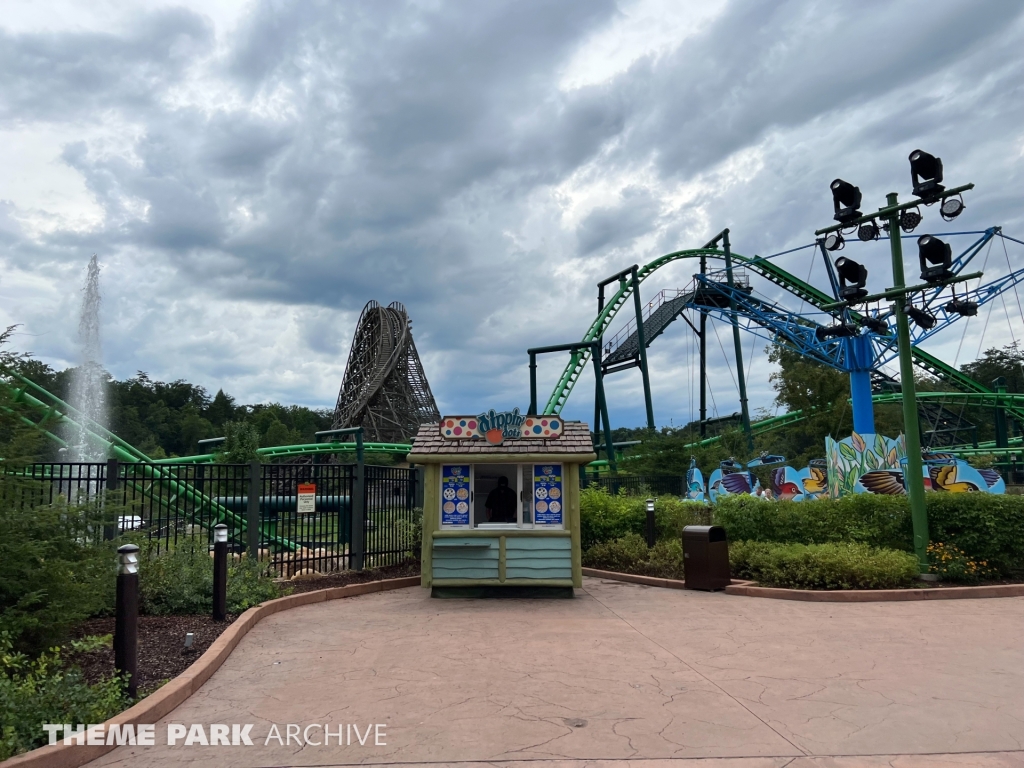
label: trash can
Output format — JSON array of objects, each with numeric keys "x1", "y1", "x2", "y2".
[{"x1": 682, "y1": 525, "x2": 730, "y2": 591}]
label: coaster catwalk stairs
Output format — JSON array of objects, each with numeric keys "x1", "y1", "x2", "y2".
[{"x1": 332, "y1": 300, "x2": 440, "y2": 443}]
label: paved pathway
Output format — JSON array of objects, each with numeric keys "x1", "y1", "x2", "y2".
[{"x1": 90, "y1": 578, "x2": 1024, "y2": 767}]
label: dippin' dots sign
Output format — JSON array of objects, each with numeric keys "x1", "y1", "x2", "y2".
[{"x1": 43, "y1": 723, "x2": 387, "y2": 747}]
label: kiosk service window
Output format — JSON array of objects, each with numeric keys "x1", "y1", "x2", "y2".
[{"x1": 440, "y1": 463, "x2": 563, "y2": 529}]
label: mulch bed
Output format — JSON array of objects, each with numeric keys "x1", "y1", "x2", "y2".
[
  {"x1": 69, "y1": 614, "x2": 237, "y2": 692},
  {"x1": 66, "y1": 561, "x2": 421, "y2": 691},
  {"x1": 285, "y1": 559, "x2": 420, "y2": 593}
]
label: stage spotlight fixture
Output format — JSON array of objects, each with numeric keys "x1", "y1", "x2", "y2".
[
  {"x1": 858, "y1": 221, "x2": 880, "y2": 241},
  {"x1": 918, "y1": 234, "x2": 953, "y2": 284},
  {"x1": 824, "y1": 232, "x2": 845, "y2": 251},
  {"x1": 861, "y1": 316, "x2": 889, "y2": 335},
  {"x1": 831, "y1": 178, "x2": 863, "y2": 224},
  {"x1": 909, "y1": 149, "x2": 945, "y2": 200},
  {"x1": 834, "y1": 256, "x2": 868, "y2": 304},
  {"x1": 945, "y1": 298, "x2": 978, "y2": 317},
  {"x1": 904, "y1": 304, "x2": 937, "y2": 330},
  {"x1": 899, "y1": 207, "x2": 922, "y2": 233},
  {"x1": 940, "y1": 196, "x2": 965, "y2": 221},
  {"x1": 815, "y1": 323, "x2": 859, "y2": 341}
]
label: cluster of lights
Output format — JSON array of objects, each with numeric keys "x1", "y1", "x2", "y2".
[
  {"x1": 824, "y1": 149, "x2": 964, "y2": 254},
  {"x1": 821, "y1": 150, "x2": 974, "y2": 333}
]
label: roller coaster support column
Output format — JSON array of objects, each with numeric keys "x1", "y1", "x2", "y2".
[
  {"x1": 529, "y1": 341, "x2": 616, "y2": 472},
  {"x1": 316, "y1": 427, "x2": 366, "y2": 569},
  {"x1": 885, "y1": 192, "x2": 929, "y2": 573},
  {"x1": 700, "y1": 254, "x2": 708, "y2": 437},
  {"x1": 721, "y1": 230, "x2": 753, "y2": 450},
  {"x1": 631, "y1": 266, "x2": 656, "y2": 431},
  {"x1": 594, "y1": 285, "x2": 605, "y2": 435},
  {"x1": 993, "y1": 377, "x2": 1009, "y2": 449},
  {"x1": 846, "y1": 335, "x2": 876, "y2": 435},
  {"x1": 696, "y1": 253, "x2": 704, "y2": 436}
]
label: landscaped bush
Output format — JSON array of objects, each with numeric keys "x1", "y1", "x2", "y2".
[
  {"x1": 729, "y1": 541, "x2": 919, "y2": 590},
  {"x1": 580, "y1": 486, "x2": 705, "y2": 550},
  {"x1": 713, "y1": 493, "x2": 1024, "y2": 577},
  {"x1": 0, "y1": 632, "x2": 126, "y2": 760},
  {"x1": 582, "y1": 533, "x2": 685, "y2": 579},
  {"x1": 926, "y1": 494, "x2": 1024, "y2": 577},
  {"x1": 0, "y1": 493, "x2": 120, "y2": 656},
  {"x1": 927, "y1": 542, "x2": 997, "y2": 583},
  {"x1": 138, "y1": 537, "x2": 281, "y2": 615},
  {"x1": 713, "y1": 495, "x2": 910, "y2": 550}
]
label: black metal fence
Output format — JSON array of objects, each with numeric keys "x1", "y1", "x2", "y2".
[
  {"x1": 583, "y1": 472, "x2": 689, "y2": 497},
  {"x1": 11, "y1": 460, "x2": 420, "y2": 578}
]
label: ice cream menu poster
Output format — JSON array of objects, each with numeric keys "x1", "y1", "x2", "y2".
[
  {"x1": 441, "y1": 465, "x2": 471, "y2": 526},
  {"x1": 533, "y1": 464, "x2": 563, "y2": 526}
]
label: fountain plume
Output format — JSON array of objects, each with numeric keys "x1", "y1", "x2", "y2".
[{"x1": 68, "y1": 255, "x2": 108, "y2": 462}]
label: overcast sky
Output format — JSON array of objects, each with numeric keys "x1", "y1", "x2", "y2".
[{"x1": 2, "y1": 0, "x2": 1024, "y2": 430}]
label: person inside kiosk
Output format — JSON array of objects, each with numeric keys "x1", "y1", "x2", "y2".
[{"x1": 485, "y1": 476, "x2": 517, "y2": 523}]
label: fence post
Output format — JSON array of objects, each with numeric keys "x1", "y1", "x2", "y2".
[
  {"x1": 103, "y1": 458, "x2": 120, "y2": 541},
  {"x1": 645, "y1": 498, "x2": 656, "y2": 548},
  {"x1": 413, "y1": 466, "x2": 424, "y2": 510},
  {"x1": 247, "y1": 460, "x2": 261, "y2": 558},
  {"x1": 114, "y1": 544, "x2": 139, "y2": 698},
  {"x1": 351, "y1": 436, "x2": 365, "y2": 571},
  {"x1": 212, "y1": 524, "x2": 228, "y2": 622}
]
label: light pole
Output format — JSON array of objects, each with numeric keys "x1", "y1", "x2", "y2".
[{"x1": 814, "y1": 152, "x2": 975, "y2": 574}]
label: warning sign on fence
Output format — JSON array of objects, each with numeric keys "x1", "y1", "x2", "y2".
[{"x1": 297, "y1": 483, "x2": 316, "y2": 514}]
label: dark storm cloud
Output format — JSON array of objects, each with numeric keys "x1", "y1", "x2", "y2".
[
  {"x1": 606, "y1": 1, "x2": 1024, "y2": 181},
  {"x1": 0, "y1": 9, "x2": 213, "y2": 122},
  {"x1": 3, "y1": 0, "x2": 1024, "y2": 423},
  {"x1": 577, "y1": 186, "x2": 661, "y2": 254}
]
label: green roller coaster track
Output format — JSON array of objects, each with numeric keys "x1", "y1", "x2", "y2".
[{"x1": 543, "y1": 244, "x2": 1024, "y2": 433}]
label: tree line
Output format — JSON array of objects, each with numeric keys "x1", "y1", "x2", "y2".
[{"x1": 13, "y1": 359, "x2": 333, "y2": 460}]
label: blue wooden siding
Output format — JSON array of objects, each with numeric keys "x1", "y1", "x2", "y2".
[
  {"x1": 432, "y1": 537, "x2": 499, "y2": 580},
  {"x1": 505, "y1": 536, "x2": 572, "y2": 580}
]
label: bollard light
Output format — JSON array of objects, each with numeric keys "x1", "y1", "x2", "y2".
[
  {"x1": 114, "y1": 544, "x2": 140, "y2": 698},
  {"x1": 212, "y1": 524, "x2": 228, "y2": 622},
  {"x1": 645, "y1": 498, "x2": 656, "y2": 548},
  {"x1": 118, "y1": 544, "x2": 139, "y2": 575}
]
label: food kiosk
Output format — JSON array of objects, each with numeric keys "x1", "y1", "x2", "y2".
[{"x1": 407, "y1": 409, "x2": 595, "y2": 597}]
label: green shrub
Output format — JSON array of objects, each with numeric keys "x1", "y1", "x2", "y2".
[
  {"x1": 582, "y1": 533, "x2": 685, "y2": 579},
  {"x1": 713, "y1": 493, "x2": 1024, "y2": 577},
  {"x1": 580, "y1": 486, "x2": 704, "y2": 550},
  {"x1": 926, "y1": 494, "x2": 1024, "y2": 576},
  {"x1": 139, "y1": 538, "x2": 281, "y2": 615},
  {"x1": 927, "y1": 541, "x2": 997, "y2": 583},
  {"x1": 729, "y1": 541, "x2": 919, "y2": 590},
  {"x1": 713, "y1": 494, "x2": 911, "y2": 550},
  {"x1": 0, "y1": 632, "x2": 127, "y2": 760},
  {"x1": 0, "y1": 492, "x2": 120, "y2": 655}
]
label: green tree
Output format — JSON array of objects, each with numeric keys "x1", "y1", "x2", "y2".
[
  {"x1": 220, "y1": 420, "x2": 261, "y2": 463},
  {"x1": 962, "y1": 343, "x2": 1024, "y2": 392},
  {"x1": 207, "y1": 389, "x2": 237, "y2": 427}
]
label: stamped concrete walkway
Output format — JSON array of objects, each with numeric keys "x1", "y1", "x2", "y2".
[{"x1": 89, "y1": 578, "x2": 1024, "y2": 768}]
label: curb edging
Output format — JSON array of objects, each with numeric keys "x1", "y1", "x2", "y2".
[
  {"x1": 582, "y1": 568, "x2": 1024, "y2": 602},
  {"x1": 723, "y1": 581, "x2": 1024, "y2": 602},
  {"x1": 1, "y1": 575, "x2": 421, "y2": 768}
]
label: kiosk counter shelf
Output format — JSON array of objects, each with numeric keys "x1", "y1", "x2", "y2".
[{"x1": 407, "y1": 419, "x2": 596, "y2": 598}]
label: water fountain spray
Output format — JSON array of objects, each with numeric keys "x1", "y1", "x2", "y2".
[{"x1": 68, "y1": 255, "x2": 108, "y2": 462}]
